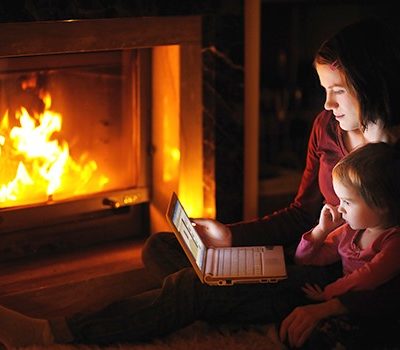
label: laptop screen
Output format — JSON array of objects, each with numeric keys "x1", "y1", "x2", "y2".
[{"x1": 171, "y1": 197, "x2": 206, "y2": 270}]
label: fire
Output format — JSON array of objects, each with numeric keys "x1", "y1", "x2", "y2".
[{"x1": 0, "y1": 92, "x2": 108, "y2": 208}]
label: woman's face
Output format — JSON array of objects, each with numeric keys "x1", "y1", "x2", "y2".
[{"x1": 316, "y1": 63, "x2": 361, "y2": 132}]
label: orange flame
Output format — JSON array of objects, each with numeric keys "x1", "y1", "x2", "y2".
[{"x1": 0, "y1": 92, "x2": 108, "y2": 208}]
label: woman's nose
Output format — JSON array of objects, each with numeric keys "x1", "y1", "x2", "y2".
[
  {"x1": 337, "y1": 205, "x2": 345, "y2": 214},
  {"x1": 324, "y1": 94, "x2": 338, "y2": 111}
]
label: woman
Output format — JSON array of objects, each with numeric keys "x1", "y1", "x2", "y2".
[{"x1": 1, "y1": 17, "x2": 400, "y2": 349}]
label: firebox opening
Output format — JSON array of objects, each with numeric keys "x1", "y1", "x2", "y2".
[{"x1": 0, "y1": 50, "x2": 141, "y2": 209}]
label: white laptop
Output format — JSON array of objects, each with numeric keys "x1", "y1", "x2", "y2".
[{"x1": 166, "y1": 192, "x2": 287, "y2": 286}]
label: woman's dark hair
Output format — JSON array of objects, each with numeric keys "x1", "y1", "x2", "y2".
[{"x1": 314, "y1": 18, "x2": 400, "y2": 131}]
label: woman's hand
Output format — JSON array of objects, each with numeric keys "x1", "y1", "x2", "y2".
[
  {"x1": 279, "y1": 299, "x2": 347, "y2": 348},
  {"x1": 279, "y1": 303, "x2": 326, "y2": 348},
  {"x1": 191, "y1": 218, "x2": 232, "y2": 247}
]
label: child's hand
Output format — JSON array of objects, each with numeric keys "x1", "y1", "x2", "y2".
[
  {"x1": 314, "y1": 204, "x2": 344, "y2": 239},
  {"x1": 301, "y1": 283, "x2": 326, "y2": 301}
]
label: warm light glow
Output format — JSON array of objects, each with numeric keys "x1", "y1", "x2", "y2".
[
  {"x1": 178, "y1": 195, "x2": 202, "y2": 218},
  {"x1": 204, "y1": 206, "x2": 216, "y2": 218},
  {"x1": 0, "y1": 91, "x2": 109, "y2": 208},
  {"x1": 151, "y1": 44, "x2": 211, "y2": 234},
  {"x1": 151, "y1": 45, "x2": 181, "y2": 233},
  {"x1": 163, "y1": 146, "x2": 180, "y2": 182}
]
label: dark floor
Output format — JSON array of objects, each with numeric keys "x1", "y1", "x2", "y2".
[{"x1": 0, "y1": 239, "x2": 158, "y2": 318}]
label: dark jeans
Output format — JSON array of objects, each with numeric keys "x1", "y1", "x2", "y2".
[
  {"x1": 63, "y1": 233, "x2": 342, "y2": 345},
  {"x1": 139, "y1": 233, "x2": 399, "y2": 350},
  {"x1": 304, "y1": 315, "x2": 400, "y2": 350},
  {"x1": 141, "y1": 231, "x2": 192, "y2": 283}
]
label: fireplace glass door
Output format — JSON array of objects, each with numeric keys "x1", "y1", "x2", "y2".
[{"x1": 0, "y1": 50, "x2": 141, "y2": 209}]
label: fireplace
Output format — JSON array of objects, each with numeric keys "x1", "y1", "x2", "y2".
[{"x1": 0, "y1": 16, "x2": 213, "y2": 262}]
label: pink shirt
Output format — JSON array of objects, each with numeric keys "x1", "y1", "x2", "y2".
[{"x1": 295, "y1": 224, "x2": 400, "y2": 299}]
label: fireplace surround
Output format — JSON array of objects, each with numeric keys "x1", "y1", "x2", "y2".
[{"x1": 0, "y1": 16, "x2": 211, "y2": 262}]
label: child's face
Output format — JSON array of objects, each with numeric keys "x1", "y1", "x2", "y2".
[
  {"x1": 333, "y1": 179, "x2": 386, "y2": 231},
  {"x1": 316, "y1": 63, "x2": 360, "y2": 132}
]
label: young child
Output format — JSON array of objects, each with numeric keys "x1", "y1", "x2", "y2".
[{"x1": 295, "y1": 142, "x2": 400, "y2": 301}]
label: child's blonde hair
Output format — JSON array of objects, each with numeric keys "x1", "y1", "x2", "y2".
[{"x1": 332, "y1": 142, "x2": 400, "y2": 226}]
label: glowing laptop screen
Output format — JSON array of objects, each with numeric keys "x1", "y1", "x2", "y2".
[{"x1": 171, "y1": 199, "x2": 206, "y2": 269}]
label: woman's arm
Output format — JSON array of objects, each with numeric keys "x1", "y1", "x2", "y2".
[
  {"x1": 280, "y1": 275, "x2": 400, "y2": 348},
  {"x1": 338, "y1": 273, "x2": 400, "y2": 320},
  {"x1": 229, "y1": 111, "x2": 342, "y2": 247},
  {"x1": 279, "y1": 299, "x2": 347, "y2": 348}
]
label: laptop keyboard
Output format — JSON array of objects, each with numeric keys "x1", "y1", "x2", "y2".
[{"x1": 217, "y1": 247, "x2": 263, "y2": 276}]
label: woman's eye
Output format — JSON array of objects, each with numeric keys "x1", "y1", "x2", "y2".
[{"x1": 333, "y1": 89, "x2": 345, "y2": 94}]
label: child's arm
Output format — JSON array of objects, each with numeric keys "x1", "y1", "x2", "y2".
[{"x1": 295, "y1": 204, "x2": 344, "y2": 265}]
